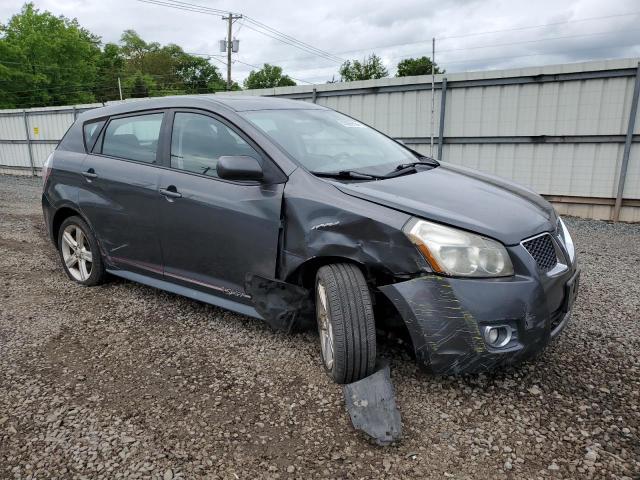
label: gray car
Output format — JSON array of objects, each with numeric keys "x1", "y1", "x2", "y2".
[{"x1": 42, "y1": 95, "x2": 580, "y2": 383}]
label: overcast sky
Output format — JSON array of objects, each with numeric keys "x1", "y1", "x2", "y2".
[{"x1": 2, "y1": 0, "x2": 640, "y2": 84}]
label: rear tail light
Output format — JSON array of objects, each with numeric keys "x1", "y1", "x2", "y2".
[{"x1": 42, "y1": 152, "x2": 54, "y2": 190}]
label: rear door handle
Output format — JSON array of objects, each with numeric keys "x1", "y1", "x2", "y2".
[
  {"x1": 159, "y1": 187, "x2": 182, "y2": 199},
  {"x1": 82, "y1": 169, "x2": 98, "y2": 179}
]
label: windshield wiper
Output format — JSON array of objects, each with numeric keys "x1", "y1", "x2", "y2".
[
  {"x1": 312, "y1": 158, "x2": 439, "y2": 181},
  {"x1": 394, "y1": 157, "x2": 440, "y2": 171},
  {"x1": 379, "y1": 157, "x2": 440, "y2": 178},
  {"x1": 311, "y1": 170, "x2": 383, "y2": 180}
]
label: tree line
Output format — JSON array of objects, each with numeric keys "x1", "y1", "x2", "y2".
[{"x1": 0, "y1": 3, "x2": 443, "y2": 109}]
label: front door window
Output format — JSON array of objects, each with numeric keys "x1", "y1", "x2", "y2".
[{"x1": 170, "y1": 112, "x2": 260, "y2": 177}]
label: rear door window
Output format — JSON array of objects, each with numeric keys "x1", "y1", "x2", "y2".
[
  {"x1": 170, "y1": 112, "x2": 260, "y2": 177},
  {"x1": 101, "y1": 113, "x2": 163, "y2": 163}
]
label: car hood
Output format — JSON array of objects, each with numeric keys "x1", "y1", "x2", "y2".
[{"x1": 333, "y1": 163, "x2": 557, "y2": 245}]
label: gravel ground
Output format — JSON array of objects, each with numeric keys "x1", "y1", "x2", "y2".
[{"x1": 0, "y1": 174, "x2": 639, "y2": 479}]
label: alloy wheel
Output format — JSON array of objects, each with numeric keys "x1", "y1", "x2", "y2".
[
  {"x1": 316, "y1": 280, "x2": 335, "y2": 370},
  {"x1": 60, "y1": 224, "x2": 93, "y2": 282}
]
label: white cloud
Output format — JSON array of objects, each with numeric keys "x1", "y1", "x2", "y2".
[{"x1": 1, "y1": 0, "x2": 639, "y2": 84}]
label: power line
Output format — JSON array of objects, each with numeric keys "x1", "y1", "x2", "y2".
[
  {"x1": 11, "y1": 88, "x2": 119, "y2": 106},
  {"x1": 150, "y1": 0, "x2": 233, "y2": 15},
  {"x1": 0, "y1": 62, "x2": 193, "y2": 81},
  {"x1": 234, "y1": 18, "x2": 246, "y2": 36},
  {"x1": 265, "y1": 28, "x2": 637, "y2": 72},
  {"x1": 233, "y1": 57, "x2": 315, "y2": 83},
  {"x1": 189, "y1": 54, "x2": 317, "y2": 85},
  {"x1": 434, "y1": 42, "x2": 640, "y2": 68},
  {"x1": 4, "y1": 82, "x2": 107, "y2": 95},
  {"x1": 317, "y1": 11, "x2": 640, "y2": 58},
  {"x1": 242, "y1": 16, "x2": 343, "y2": 63},
  {"x1": 230, "y1": 12, "x2": 640, "y2": 67},
  {"x1": 0, "y1": 59, "x2": 101, "y2": 73},
  {"x1": 392, "y1": 28, "x2": 640, "y2": 62},
  {"x1": 239, "y1": 22, "x2": 342, "y2": 64},
  {"x1": 140, "y1": 0, "x2": 343, "y2": 62},
  {"x1": 134, "y1": 0, "x2": 343, "y2": 64},
  {"x1": 0, "y1": 70, "x2": 227, "y2": 94},
  {"x1": 438, "y1": 11, "x2": 640, "y2": 40},
  {"x1": 195, "y1": 53, "x2": 301, "y2": 85},
  {"x1": 136, "y1": 0, "x2": 225, "y2": 17},
  {"x1": 223, "y1": 27, "x2": 640, "y2": 79},
  {"x1": 241, "y1": 39, "x2": 640, "y2": 82}
]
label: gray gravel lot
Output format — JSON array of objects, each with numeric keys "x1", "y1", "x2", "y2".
[{"x1": 1, "y1": 174, "x2": 639, "y2": 479}]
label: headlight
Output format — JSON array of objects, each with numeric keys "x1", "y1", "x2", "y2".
[
  {"x1": 557, "y1": 217, "x2": 575, "y2": 263},
  {"x1": 403, "y1": 218, "x2": 514, "y2": 277}
]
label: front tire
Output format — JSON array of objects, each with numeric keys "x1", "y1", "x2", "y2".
[
  {"x1": 315, "y1": 264, "x2": 376, "y2": 384},
  {"x1": 57, "y1": 216, "x2": 105, "y2": 286}
]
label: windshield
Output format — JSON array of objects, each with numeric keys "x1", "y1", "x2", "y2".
[{"x1": 241, "y1": 109, "x2": 418, "y2": 175}]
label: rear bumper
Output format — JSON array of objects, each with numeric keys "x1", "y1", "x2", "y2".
[{"x1": 379, "y1": 263, "x2": 579, "y2": 375}]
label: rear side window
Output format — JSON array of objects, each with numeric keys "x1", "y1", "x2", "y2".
[
  {"x1": 101, "y1": 113, "x2": 163, "y2": 163},
  {"x1": 83, "y1": 120, "x2": 105, "y2": 152},
  {"x1": 170, "y1": 112, "x2": 260, "y2": 177}
]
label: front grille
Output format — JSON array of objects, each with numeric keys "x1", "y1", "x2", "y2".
[{"x1": 522, "y1": 234, "x2": 557, "y2": 272}]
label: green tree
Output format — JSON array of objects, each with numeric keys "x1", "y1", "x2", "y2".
[
  {"x1": 0, "y1": 39, "x2": 35, "y2": 108},
  {"x1": 396, "y1": 56, "x2": 444, "y2": 77},
  {"x1": 118, "y1": 31, "x2": 227, "y2": 96},
  {"x1": 243, "y1": 64, "x2": 296, "y2": 89},
  {"x1": 0, "y1": 6, "x2": 231, "y2": 108},
  {"x1": 123, "y1": 72, "x2": 157, "y2": 98},
  {"x1": 175, "y1": 54, "x2": 226, "y2": 93},
  {"x1": 339, "y1": 54, "x2": 388, "y2": 82},
  {"x1": 94, "y1": 43, "x2": 125, "y2": 102},
  {"x1": 120, "y1": 29, "x2": 155, "y2": 72},
  {"x1": 0, "y1": 3, "x2": 100, "y2": 107}
]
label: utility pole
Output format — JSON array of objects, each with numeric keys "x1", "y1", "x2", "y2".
[
  {"x1": 117, "y1": 77, "x2": 123, "y2": 101},
  {"x1": 222, "y1": 13, "x2": 242, "y2": 90},
  {"x1": 430, "y1": 37, "x2": 436, "y2": 157}
]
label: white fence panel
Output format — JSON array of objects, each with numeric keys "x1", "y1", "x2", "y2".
[
  {"x1": 437, "y1": 143, "x2": 622, "y2": 198},
  {"x1": 0, "y1": 143, "x2": 30, "y2": 168},
  {"x1": 0, "y1": 114, "x2": 27, "y2": 141},
  {"x1": 27, "y1": 111, "x2": 75, "y2": 140},
  {"x1": 1, "y1": 59, "x2": 639, "y2": 221}
]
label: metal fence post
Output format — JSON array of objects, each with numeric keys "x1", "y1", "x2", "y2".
[
  {"x1": 613, "y1": 62, "x2": 640, "y2": 222},
  {"x1": 437, "y1": 77, "x2": 447, "y2": 160},
  {"x1": 73, "y1": 106, "x2": 78, "y2": 120},
  {"x1": 22, "y1": 109, "x2": 36, "y2": 176}
]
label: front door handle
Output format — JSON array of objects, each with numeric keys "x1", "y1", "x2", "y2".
[
  {"x1": 159, "y1": 187, "x2": 182, "y2": 199},
  {"x1": 82, "y1": 169, "x2": 98, "y2": 179}
]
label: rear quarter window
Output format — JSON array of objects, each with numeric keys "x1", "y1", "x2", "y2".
[{"x1": 83, "y1": 120, "x2": 105, "y2": 152}]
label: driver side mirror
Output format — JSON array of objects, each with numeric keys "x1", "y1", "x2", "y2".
[{"x1": 216, "y1": 155, "x2": 263, "y2": 181}]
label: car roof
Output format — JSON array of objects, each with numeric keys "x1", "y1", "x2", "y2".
[{"x1": 78, "y1": 95, "x2": 325, "y2": 121}]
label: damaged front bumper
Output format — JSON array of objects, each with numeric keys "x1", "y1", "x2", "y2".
[{"x1": 379, "y1": 263, "x2": 580, "y2": 375}]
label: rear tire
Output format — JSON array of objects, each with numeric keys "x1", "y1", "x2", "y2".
[
  {"x1": 315, "y1": 263, "x2": 376, "y2": 384},
  {"x1": 57, "y1": 216, "x2": 105, "y2": 286}
]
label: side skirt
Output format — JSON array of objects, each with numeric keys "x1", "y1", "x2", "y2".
[{"x1": 106, "y1": 268, "x2": 263, "y2": 320}]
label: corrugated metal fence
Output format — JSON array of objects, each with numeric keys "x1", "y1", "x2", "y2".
[
  {"x1": 0, "y1": 103, "x2": 99, "y2": 175},
  {"x1": 2, "y1": 58, "x2": 639, "y2": 221}
]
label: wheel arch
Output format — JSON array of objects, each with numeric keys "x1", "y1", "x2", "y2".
[
  {"x1": 51, "y1": 206, "x2": 93, "y2": 247},
  {"x1": 285, "y1": 255, "x2": 366, "y2": 290},
  {"x1": 284, "y1": 255, "x2": 416, "y2": 355},
  {"x1": 284, "y1": 254, "x2": 402, "y2": 290}
]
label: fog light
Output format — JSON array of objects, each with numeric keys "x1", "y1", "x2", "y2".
[
  {"x1": 483, "y1": 325, "x2": 513, "y2": 348},
  {"x1": 487, "y1": 328, "x2": 499, "y2": 345}
]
